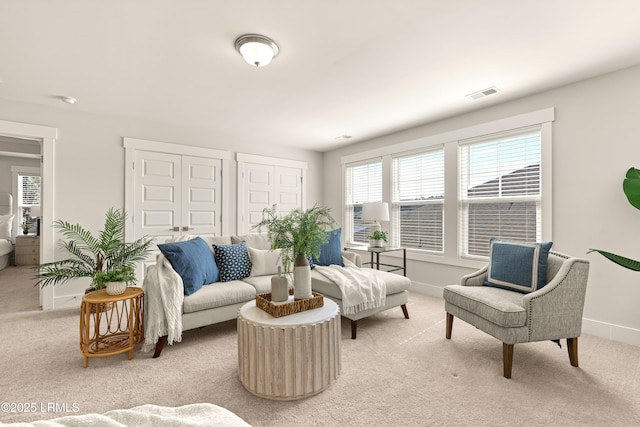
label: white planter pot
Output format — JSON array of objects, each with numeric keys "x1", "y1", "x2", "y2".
[
  {"x1": 106, "y1": 281, "x2": 127, "y2": 296},
  {"x1": 369, "y1": 239, "x2": 384, "y2": 248}
]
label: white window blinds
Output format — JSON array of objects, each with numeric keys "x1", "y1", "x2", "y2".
[
  {"x1": 459, "y1": 126, "x2": 542, "y2": 257},
  {"x1": 345, "y1": 161, "x2": 382, "y2": 244},
  {"x1": 392, "y1": 148, "x2": 444, "y2": 252},
  {"x1": 18, "y1": 174, "x2": 41, "y2": 206}
]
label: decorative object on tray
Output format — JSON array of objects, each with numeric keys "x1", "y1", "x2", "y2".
[
  {"x1": 35, "y1": 207, "x2": 153, "y2": 292},
  {"x1": 270, "y1": 266, "x2": 289, "y2": 302},
  {"x1": 254, "y1": 204, "x2": 336, "y2": 300},
  {"x1": 256, "y1": 288, "x2": 324, "y2": 317},
  {"x1": 368, "y1": 230, "x2": 388, "y2": 248}
]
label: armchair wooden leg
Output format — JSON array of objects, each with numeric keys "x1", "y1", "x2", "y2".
[
  {"x1": 503, "y1": 343, "x2": 514, "y2": 379},
  {"x1": 401, "y1": 304, "x2": 410, "y2": 319},
  {"x1": 567, "y1": 337, "x2": 579, "y2": 367},
  {"x1": 445, "y1": 313, "x2": 453, "y2": 339},
  {"x1": 152, "y1": 335, "x2": 168, "y2": 358},
  {"x1": 351, "y1": 320, "x2": 357, "y2": 339}
]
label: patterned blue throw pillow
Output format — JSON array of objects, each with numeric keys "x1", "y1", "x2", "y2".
[
  {"x1": 157, "y1": 237, "x2": 219, "y2": 296},
  {"x1": 213, "y1": 241, "x2": 252, "y2": 282},
  {"x1": 484, "y1": 237, "x2": 553, "y2": 294}
]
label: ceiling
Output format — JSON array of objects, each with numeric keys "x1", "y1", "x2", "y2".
[{"x1": 1, "y1": 0, "x2": 640, "y2": 152}]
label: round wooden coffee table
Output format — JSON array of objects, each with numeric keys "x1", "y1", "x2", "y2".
[{"x1": 237, "y1": 298, "x2": 341, "y2": 400}]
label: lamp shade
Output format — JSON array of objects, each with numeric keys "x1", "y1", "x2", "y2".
[
  {"x1": 30, "y1": 205, "x2": 41, "y2": 218},
  {"x1": 235, "y1": 34, "x2": 279, "y2": 67},
  {"x1": 361, "y1": 202, "x2": 389, "y2": 221}
]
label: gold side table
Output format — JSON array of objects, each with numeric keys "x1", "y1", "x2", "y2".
[{"x1": 79, "y1": 287, "x2": 144, "y2": 368}]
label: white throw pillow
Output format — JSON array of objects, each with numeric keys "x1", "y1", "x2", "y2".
[
  {"x1": 248, "y1": 247, "x2": 282, "y2": 276},
  {"x1": 0, "y1": 214, "x2": 14, "y2": 241}
]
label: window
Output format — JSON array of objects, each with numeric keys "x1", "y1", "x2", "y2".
[
  {"x1": 392, "y1": 148, "x2": 444, "y2": 252},
  {"x1": 459, "y1": 126, "x2": 542, "y2": 258},
  {"x1": 345, "y1": 161, "x2": 382, "y2": 244},
  {"x1": 17, "y1": 173, "x2": 41, "y2": 230},
  {"x1": 341, "y1": 108, "x2": 553, "y2": 265}
]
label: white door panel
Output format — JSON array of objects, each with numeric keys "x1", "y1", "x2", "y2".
[{"x1": 181, "y1": 155, "x2": 222, "y2": 237}]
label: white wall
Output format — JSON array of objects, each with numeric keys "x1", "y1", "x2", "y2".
[
  {"x1": 0, "y1": 99, "x2": 324, "y2": 307},
  {"x1": 323, "y1": 64, "x2": 640, "y2": 346}
]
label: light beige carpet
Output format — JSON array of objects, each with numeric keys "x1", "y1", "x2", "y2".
[{"x1": 1, "y1": 267, "x2": 639, "y2": 426}]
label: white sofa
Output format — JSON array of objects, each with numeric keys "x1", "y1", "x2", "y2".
[{"x1": 144, "y1": 233, "x2": 411, "y2": 357}]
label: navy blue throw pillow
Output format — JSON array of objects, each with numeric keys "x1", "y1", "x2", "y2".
[
  {"x1": 484, "y1": 237, "x2": 553, "y2": 294},
  {"x1": 213, "y1": 241, "x2": 252, "y2": 282},
  {"x1": 312, "y1": 228, "x2": 344, "y2": 267},
  {"x1": 157, "y1": 237, "x2": 219, "y2": 296}
]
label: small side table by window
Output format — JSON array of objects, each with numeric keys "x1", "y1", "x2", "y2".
[
  {"x1": 79, "y1": 287, "x2": 144, "y2": 368},
  {"x1": 345, "y1": 246, "x2": 407, "y2": 276}
]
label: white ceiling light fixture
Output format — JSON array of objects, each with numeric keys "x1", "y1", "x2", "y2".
[{"x1": 235, "y1": 34, "x2": 279, "y2": 67}]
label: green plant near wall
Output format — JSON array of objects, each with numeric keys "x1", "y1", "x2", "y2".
[
  {"x1": 35, "y1": 207, "x2": 153, "y2": 289},
  {"x1": 589, "y1": 167, "x2": 640, "y2": 270}
]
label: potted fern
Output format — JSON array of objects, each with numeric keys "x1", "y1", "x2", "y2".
[
  {"x1": 589, "y1": 167, "x2": 640, "y2": 270},
  {"x1": 255, "y1": 204, "x2": 336, "y2": 299},
  {"x1": 35, "y1": 207, "x2": 153, "y2": 294}
]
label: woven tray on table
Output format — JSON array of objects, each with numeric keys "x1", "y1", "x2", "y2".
[{"x1": 256, "y1": 288, "x2": 324, "y2": 318}]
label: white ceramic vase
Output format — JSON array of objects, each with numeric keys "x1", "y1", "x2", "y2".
[
  {"x1": 293, "y1": 254, "x2": 313, "y2": 300},
  {"x1": 106, "y1": 281, "x2": 127, "y2": 296}
]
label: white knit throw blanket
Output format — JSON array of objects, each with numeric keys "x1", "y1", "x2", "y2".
[
  {"x1": 141, "y1": 252, "x2": 185, "y2": 352},
  {"x1": 314, "y1": 265, "x2": 386, "y2": 315}
]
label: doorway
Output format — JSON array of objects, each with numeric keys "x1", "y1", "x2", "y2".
[{"x1": 0, "y1": 119, "x2": 56, "y2": 309}]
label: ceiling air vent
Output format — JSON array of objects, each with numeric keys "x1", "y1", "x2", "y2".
[{"x1": 466, "y1": 86, "x2": 500, "y2": 100}]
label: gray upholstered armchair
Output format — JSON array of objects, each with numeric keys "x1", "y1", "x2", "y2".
[{"x1": 443, "y1": 251, "x2": 590, "y2": 378}]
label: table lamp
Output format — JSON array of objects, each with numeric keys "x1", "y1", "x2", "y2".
[{"x1": 361, "y1": 202, "x2": 389, "y2": 234}]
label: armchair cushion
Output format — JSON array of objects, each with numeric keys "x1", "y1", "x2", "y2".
[
  {"x1": 443, "y1": 285, "x2": 526, "y2": 328},
  {"x1": 484, "y1": 238, "x2": 553, "y2": 293}
]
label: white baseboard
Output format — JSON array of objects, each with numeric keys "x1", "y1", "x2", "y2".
[
  {"x1": 410, "y1": 281, "x2": 640, "y2": 348},
  {"x1": 582, "y1": 318, "x2": 640, "y2": 347},
  {"x1": 53, "y1": 293, "x2": 83, "y2": 309},
  {"x1": 409, "y1": 280, "x2": 446, "y2": 298}
]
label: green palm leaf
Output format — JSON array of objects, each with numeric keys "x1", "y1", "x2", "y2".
[{"x1": 587, "y1": 249, "x2": 640, "y2": 272}]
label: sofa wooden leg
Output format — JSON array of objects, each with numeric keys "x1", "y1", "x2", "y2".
[
  {"x1": 401, "y1": 304, "x2": 410, "y2": 319},
  {"x1": 503, "y1": 343, "x2": 514, "y2": 379},
  {"x1": 153, "y1": 335, "x2": 168, "y2": 358},
  {"x1": 445, "y1": 312, "x2": 453, "y2": 339},
  {"x1": 567, "y1": 337, "x2": 579, "y2": 367},
  {"x1": 351, "y1": 320, "x2": 357, "y2": 339}
]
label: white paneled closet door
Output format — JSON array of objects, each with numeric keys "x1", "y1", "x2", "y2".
[
  {"x1": 133, "y1": 150, "x2": 222, "y2": 276},
  {"x1": 275, "y1": 166, "x2": 302, "y2": 215},
  {"x1": 237, "y1": 156, "x2": 305, "y2": 235},
  {"x1": 181, "y1": 155, "x2": 222, "y2": 236},
  {"x1": 242, "y1": 162, "x2": 275, "y2": 233}
]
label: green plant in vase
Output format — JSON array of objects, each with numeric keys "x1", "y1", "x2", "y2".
[
  {"x1": 368, "y1": 230, "x2": 388, "y2": 248},
  {"x1": 254, "y1": 204, "x2": 336, "y2": 299}
]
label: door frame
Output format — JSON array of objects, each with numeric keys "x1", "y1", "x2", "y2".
[{"x1": 0, "y1": 118, "x2": 57, "y2": 309}]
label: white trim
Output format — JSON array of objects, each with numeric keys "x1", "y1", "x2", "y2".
[
  {"x1": 123, "y1": 137, "x2": 231, "y2": 159},
  {"x1": 341, "y1": 107, "x2": 555, "y2": 164},
  {"x1": 582, "y1": 318, "x2": 640, "y2": 347},
  {"x1": 236, "y1": 152, "x2": 308, "y2": 169},
  {"x1": 10, "y1": 166, "x2": 41, "y2": 238}
]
